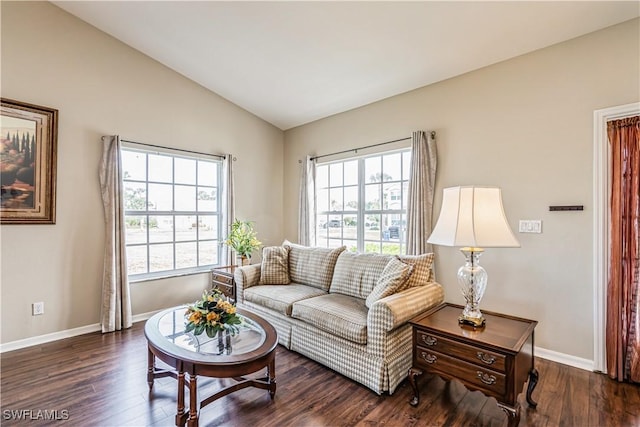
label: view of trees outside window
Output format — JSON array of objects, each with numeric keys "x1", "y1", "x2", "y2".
[
  {"x1": 316, "y1": 149, "x2": 411, "y2": 254},
  {"x1": 121, "y1": 148, "x2": 222, "y2": 280}
]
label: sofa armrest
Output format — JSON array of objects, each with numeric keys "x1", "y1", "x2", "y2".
[
  {"x1": 367, "y1": 282, "x2": 444, "y2": 357},
  {"x1": 234, "y1": 264, "x2": 262, "y2": 303}
]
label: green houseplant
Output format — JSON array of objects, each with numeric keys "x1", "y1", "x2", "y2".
[{"x1": 225, "y1": 219, "x2": 261, "y2": 265}]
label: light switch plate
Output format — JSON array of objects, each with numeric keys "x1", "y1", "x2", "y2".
[{"x1": 519, "y1": 220, "x2": 542, "y2": 233}]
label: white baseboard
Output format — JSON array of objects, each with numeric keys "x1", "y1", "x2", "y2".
[
  {"x1": 535, "y1": 346, "x2": 594, "y2": 372},
  {"x1": 0, "y1": 309, "x2": 161, "y2": 353}
]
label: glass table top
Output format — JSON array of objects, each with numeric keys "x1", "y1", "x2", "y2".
[{"x1": 157, "y1": 307, "x2": 266, "y2": 356}]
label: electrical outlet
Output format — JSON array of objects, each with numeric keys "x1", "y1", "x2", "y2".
[{"x1": 32, "y1": 302, "x2": 44, "y2": 316}]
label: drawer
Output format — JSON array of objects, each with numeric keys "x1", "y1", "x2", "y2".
[
  {"x1": 415, "y1": 348, "x2": 506, "y2": 397},
  {"x1": 415, "y1": 330, "x2": 506, "y2": 372},
  {"x1": 211, "y1": 273, "x2": 233, "y2": 285}
]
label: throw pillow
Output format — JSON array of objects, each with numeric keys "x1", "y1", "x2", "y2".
[
  {"x1": 397, "y1": 253, "x2": 435, "y2": 290},
  {"x1": 259, "y1": 246, "x2": 291, "y2": 285},
  {"x1": 365, "y1": 257, "x2": 414, "y2": 309}
]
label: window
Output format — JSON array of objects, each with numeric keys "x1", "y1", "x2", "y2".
[
  {"x1": 121, "y1": 147, "x2": 223, "y2": 281},
  {"x1": 316, "y1": 149, "x2": 411, "y2": 254}
]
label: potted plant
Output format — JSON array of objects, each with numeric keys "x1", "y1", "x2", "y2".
[{"x1": 225, "y1": 219, "x2": 261, "y2": 266}]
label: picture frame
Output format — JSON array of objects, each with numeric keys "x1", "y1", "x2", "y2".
[{"x1": 1, "y1": 98, "x2": 58, "y2": 224}]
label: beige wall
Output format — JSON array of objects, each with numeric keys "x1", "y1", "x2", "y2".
[
  {"x1": 283, "y1": 19, "x2": 640, "y2": 361},
  {"x1": 0, "y1": 2, "x2": 284, "y2": 344}
]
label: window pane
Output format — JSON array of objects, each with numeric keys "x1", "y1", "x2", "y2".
[
  {"x1": 365, "y1": 184, "x2": 381, "y2": 210},
  {"x1": 198, "y1": 160, "x2": 217, "y2": 186},
  {"x1": 344, "y1": 186, "x2": 358, "y2": 211},
  {"x1": 148, "y1": 183, "x2": 173, "y2": 211},
  {"x1": 402, "y1": 151, "x2": 411, "y2": 180},
  {"x1": 127, "y1": 246, "x2": 147, "y2": 275},
  {"x1": 316, "y1": 236, "x2": 328, "y2": 248},
  {"x1": 329, "y1": 163, "x2": 343, "y2": 187},
  {"x1": 197, "y1": 187, "x2": 217, "y2": 212},
  {"x1": 149, "y1": 215, "x2": 173, "y2": 243},
  {"x1": 344, "y1": 240, "x2": 357, "y2": 252},
  {"x1": 402, "y1": 182, "x2": 409, "y2": 210},
  {"x1": 124, "y1": 182, "x2": 147, "y2": 211},
  {"x1": 149, "y1": 243, "x2": 173, "y2": 272},
  {"x1": 344, "y1": 160, "x2": 358, "y2": 185},
  {"x1": 175, "y1": 185, "x2": 196, "y2": 211},
  {"x1": 364, "y1": 241, "x2": 381, "y2": 253},
  {"x1": 327, "y1": 215, "x2": 342, "y2": 239},
  {"x1": 199, "y1": 241, "x2": 218, "y2": 266},
  {"x1": 148, "y1": 154, "x2": 173, "y2": 183},
  {"x1": 365, "y1": 214, "x2": 381, "y2": 241},
  {"x1": 122, "y1": 150, "x2": 146, "y2": 181},
  {"x1": 329, "y1": 188, "x2": 343, "y2": 211},
  {"x1": 383, "y1": 153, "x2": 401, "y2": 181},
  {"x1": 176, "y1": 242, "x2": 197, "y2": 269},
  {"x1": 199, "y1": 215, "x2": 218, "y2": 240},
  {"x1": 175, "y1": 215, "x2": 197, "y2": 241},
  {"x1": 328, "y1": 239, "x2": 343, "y2": 248},
  {"x1": 316, "y1": 165, "x2": 328, "y2": 189},
  {"x1": 317, "y1": 189, "x2": 329, "y2": 213},
  {"x1": 365, "y1": 157, "x2": 382, "y2": 183},
  {"x1": 175, "y1": 158, "x2": 196, "y2": 185},
  {"x1": 381, "y1": 242, "x2": 401, "y2": 255},
  {"x1": 125, "y1": 215, "x2": 147, "y2": 244},
  {"x1": 343, "y1": 215, "x2": 357, "y2": 240},
  {"x1": 383, "y1": 183, "x2": 400, "y2": 210}
]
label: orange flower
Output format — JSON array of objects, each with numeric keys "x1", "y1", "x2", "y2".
[
  {"x1": 226, "y1": 306, "x2": 237, "y2": 315},
  {"x1": 206, "y1": 312, "x2": 220, "y2": 323},
  {"x1": 189, "y1": 311, "x2": 202, "y2": 324}
]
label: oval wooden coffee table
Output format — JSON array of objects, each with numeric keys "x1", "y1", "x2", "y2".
[{"x1": 145, "y1": 306, "x2": 278, "y2": 427}]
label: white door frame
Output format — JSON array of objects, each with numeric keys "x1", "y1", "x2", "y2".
[{"x1": 592, "y1": 102, "x2": 640, "y2": 373}]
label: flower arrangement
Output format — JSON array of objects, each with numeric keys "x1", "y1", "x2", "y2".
[
  {"x1": 224, "y1": 218, "x2": 261, "y2": 258},
  {"x1": 184, "y1": 289, "x2": 242, "y2": 337}
]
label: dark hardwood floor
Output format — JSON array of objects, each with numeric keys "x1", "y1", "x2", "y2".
[{"x1": 1, "y1": 321, "x2": 639, "y2": 427}]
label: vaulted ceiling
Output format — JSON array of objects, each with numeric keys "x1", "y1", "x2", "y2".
[{"x1": 53, "y1": 1, "x2": 639, "y2": 130}]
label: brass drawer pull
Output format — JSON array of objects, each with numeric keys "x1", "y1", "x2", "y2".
[
  {"x1": 477, "y1": 351, "x2": 496, "y2": 365},
  {"x1": 420, "y1": 352, "x2": 437, "y2": 364},
  {"x1": 421, "y1": 334, "x2": 437, "y2": 346},
  {"x1": 477, "y1": 371, "x2": 497, "y2": 385}
]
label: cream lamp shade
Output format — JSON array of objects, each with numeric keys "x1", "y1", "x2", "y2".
[{"x1": 428, "y1": 186, "x2": 520, "y2": 248}]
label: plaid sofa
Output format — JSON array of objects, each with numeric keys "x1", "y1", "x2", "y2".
[{"x1": 234, "y1": 244, "x2": 444, "y2": 395}]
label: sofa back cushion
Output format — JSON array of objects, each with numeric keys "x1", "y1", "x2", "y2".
[
  {"x1": 285, "y1": 241, "x2": 346, "y2": 291},
  {"x1": 329, "y1": 251, "x2": 393, "y2": 299}
]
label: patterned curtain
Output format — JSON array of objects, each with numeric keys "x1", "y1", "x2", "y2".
[
  {"x1": 222, "y1": 154, "x2": 235, "y2": 265},
  {"x1": 406, "y1": 131, "x2": 437, "y2": 258},
  {"x1": 98, "y1": 135, "x2": 132, "y2": 333},
  {"x1": 298, "y1": 155, "x2": 316, "y2": 246},
  {"x1": 606, "y1": 116, "x2": 640, "y2": 382}
]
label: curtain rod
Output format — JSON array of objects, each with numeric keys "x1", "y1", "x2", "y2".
[
  {"x1": 103, "y1": 137, "x2": 226, "y2": 160},
  {"x1": 309, "y1": 131, "x2": 435, "y2": 162}
]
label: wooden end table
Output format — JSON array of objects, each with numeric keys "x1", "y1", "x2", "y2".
[
  {"x1": 211, "y1": 266, "x2": 237, "y2": 302},
  {"x1": 408, "y1": 303, "x2": 538, "y2": 426}
]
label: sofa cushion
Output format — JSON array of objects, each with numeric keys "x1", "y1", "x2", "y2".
[
  {"x1": 329, "y1": 251, "x2": 393, "y2": 299},
  {"x1": 291, "y1": 293, "x2": 368, "y2": 345},
  {"x1": 284, "y1": 241, "x2": 346, "y2": 291},
  {"x1": 244, "y1": 284, "x2": 327, "y2": 316},
  {"x1": 365, "y1": 257, "x2": 414, "y2": 308},
  {"x1": 259, "y1": 246, "x2": 290, "y2": 285},
  {"x1": 397, "y1": 253, "x2": 435, "y2": 289}
]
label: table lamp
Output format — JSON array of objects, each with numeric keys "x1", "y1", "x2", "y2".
[{"x1": 427, "y1": 186, "x2": 520, "y2": 327}]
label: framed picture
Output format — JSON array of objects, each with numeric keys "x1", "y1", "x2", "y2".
[{"x1": 1, "y1": 98, "x2": 58, "y2": 224}]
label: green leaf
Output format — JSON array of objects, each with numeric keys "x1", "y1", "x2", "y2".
[{"x1": 185, "y1": 322, "x2": 195, "y2": 333}]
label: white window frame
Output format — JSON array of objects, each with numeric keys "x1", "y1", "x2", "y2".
[
  {"x1": 121, "y1": 146, "x2": 224, "y2": 281},
  {"x1": 315, "y1": 148, "x2": 411, "y2": 254}
]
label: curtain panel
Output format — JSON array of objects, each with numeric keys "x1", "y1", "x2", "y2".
[
  {"x1": 606, "y1": 116, "x2": 640, "y2": 383},
  {"x1": 298, "y1": 156, "x2": 316, "y2": 246},
  {"x1": 98, "y1": 135, "x2": 132, "y2": 333},
  {"x1": 222, "y1": 154, "x2": 235, "y2": 264},
  {"x1": 406, "y1": 131, "x2": 437, "y2": 261}
]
